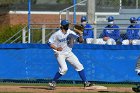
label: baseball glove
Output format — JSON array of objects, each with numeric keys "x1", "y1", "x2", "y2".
[{"x1": 73, "y1": 24, "x2": 84, "y2": 35}]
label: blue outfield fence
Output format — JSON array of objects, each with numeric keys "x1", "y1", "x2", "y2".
[{"x1": 0, "y1": 44, "x2": 140, "y2": 82}]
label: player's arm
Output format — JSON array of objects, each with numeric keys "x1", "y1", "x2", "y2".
[
  {"x1": 71, "y1": 30, "x2": 83, "y2": 43},
  {"x1": 102, "y1": 28, "x2": 110, "y2": 41},
  {"x1": 49, "y1": 44, "x2": 62, "y2": 51},
  {"x1": 48, "y1": 33, "x2": 62, "y2": 51},
  {"x1": 113, "y1": 26, "x2": 120, "y2": 40}
]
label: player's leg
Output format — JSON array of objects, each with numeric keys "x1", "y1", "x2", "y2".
[
  {"x1": 122, "y1": 40, "x2": 129, "y2": 45},
  {"x1": 106, "y1": 38, "x2": 116, "y2": 45},
  {"x1": 95, "y1": 38, "x2": 106, "y2": 44},
  {"x1": 66, "y1": 52, "x2": 92, "y2": 87},
  {"x1": 86, "y1": 38, "x2": 93, "y2": 44},
  {"x1": 49, "y1": 54, "x2": 68, "y2": 89},
  {"x1": 136, "y1": 40, "x2": 140, "y2": 45},
  {"x1": 132, "y1": 39, "x2": 137, "y2": 45},
  {"x1": 132, "y1": 40, "x2": 140, "y2": 45}
]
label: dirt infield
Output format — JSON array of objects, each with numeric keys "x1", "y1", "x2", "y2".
[{"x1": 0, "y1": 85, "x2": 135, "y2": 93}]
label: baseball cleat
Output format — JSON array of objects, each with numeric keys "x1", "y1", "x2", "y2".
[
  {"x1": 84, "y1": 81, "x2": 93, "y2": 87},
  {"x1": 48, "y1": 81, "x2": 56, "y2": 90},
  {"x1": 132, "y1": 86, "x2": 140, "y2": 92}
]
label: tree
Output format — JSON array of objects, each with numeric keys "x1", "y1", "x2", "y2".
[{"x1": 56, "y1": 0, "x2": 72, "y2": 4}]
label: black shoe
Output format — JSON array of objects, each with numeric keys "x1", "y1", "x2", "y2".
[
  {"x1": 84, "y1": 81, "x2": 93, "y2": 87},
  {"x1": 48, "y1": 81, "x2": 56, "y2": 90},
  {"x1": 132, "y1": 86, "x2": 140, "y2": 92}
]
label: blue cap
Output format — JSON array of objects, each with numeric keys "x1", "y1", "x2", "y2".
[
  {"x1": 137, "y1": 17, "x2": 140, "y2": 21},
  {"x1": 130, "y1": 17, "x2": 136, "y2": 22},
  {"x1": 107, "y1": 16, "x2": 114, "y2": 22},
  {"x1": 61, "y1": 20, "x2": 69, "y2": 26},
  {"x1": 81, "y1": 16, "x2": 87, "y2": 22}
]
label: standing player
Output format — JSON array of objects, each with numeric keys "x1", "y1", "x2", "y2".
[{"x1": 48, "y1": 19, "x2": 92, "y2": 89}]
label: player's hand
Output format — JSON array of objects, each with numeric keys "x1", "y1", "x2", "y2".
[
  {"x1": 129, "y1": 40, "x2": 132, "y2": 44},
  {"x1": 56, "y1": 47, "x2": 63, "y2": 51},
  {"x1": 103, "y1": 37, "x2": 110, "y2": 41}
]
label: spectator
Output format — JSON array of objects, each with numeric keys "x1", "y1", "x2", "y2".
[
  {"x1": 97, "y1": 16, "x2": 121, "y2": 45},
  {"x1": 81, "y1": 16, "x2": 94, "y2": 44},
  {"x1": 122, "y1": 17, "x2": 140, "y2": 45}
]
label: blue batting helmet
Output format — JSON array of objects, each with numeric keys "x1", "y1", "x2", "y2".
[
  {"x1": 137, "y1": 17, "x2": 140, "y2": 21},
  {"x1": 107, "y1": 16, "x2": 114, "y2": 22},
  {"x1": 130, "y1": 17, "x2": 136, "y2": 22},
  {"x1": 81, "y1": 16, "x2": 87, "y2": 22},
  {"x1": 61, "y1": 20, "x2": 69, "y2": 26}
]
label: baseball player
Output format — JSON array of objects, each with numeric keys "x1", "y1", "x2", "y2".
[
  {"x1": 136, "y1": 17, "x2": 140, "y2": 38},
  {"x1": 96, "y1": 16, "x2": 121, "y2": 45},
  {"x1": 48, "y1": 20, "x2": 92, "y2": 89},
  {"x1": 81, "y1": 16, "x2": 94, "y2": 44},
  {"x1": 122, "y1": 17, "x2": 140, "y2": 45}
]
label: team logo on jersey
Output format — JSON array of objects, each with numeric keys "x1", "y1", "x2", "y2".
[
  {"x1": 59, "y1": 38, "x2": 67, "y2": 42},
  {"x1": 106, "y1": 30, "x2": 114, "y2": 33}
]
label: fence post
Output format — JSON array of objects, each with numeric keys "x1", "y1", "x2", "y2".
[
  {"x1": 119, "y1": 0, "x2": 122, "y2": 9},
  {"x1": 73, "y1": 0, "x2": 77, "y2": 24},
  {"x1": 66, "y1": 10, "x2": 69, "y2": 21},
  {"x1": 42, "y1": 25, "x2": 46, "y2": 44},
  {"x1": 22, "y1": 28, "x2": 27, "y2": 43},
  {"x1": 28, "y1": 0, "x2": 31, "y2": 43},
  {"x1": 87, "y1": 0, "x2": 95, "y2": 24},
  {"x1": 93, "y1": 25, "x2": 97, "y2": 44},
  {"x1": 136, "y1": 0, "x2": 138, "y2": 9},
  {"x1": 59, "y1": 11, "x2": 62, "y2": 24}
]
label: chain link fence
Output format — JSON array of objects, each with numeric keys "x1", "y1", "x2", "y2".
[
  {"x1": 0, "y1": 0, "x2": 139, "y2": 12},
  {"x1": 1, "y1": 0, "x2": 140, "y2": 44}
]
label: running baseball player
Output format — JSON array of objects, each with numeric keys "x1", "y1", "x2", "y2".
[{"x1": 48, "y1": 19, "x2": 92, "y2": 90}]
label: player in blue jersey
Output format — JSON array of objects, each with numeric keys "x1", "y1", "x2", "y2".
[
  {"x1": 122, "y1": 17, "x2": 140, "y2": 45},
  {"x1": 136, "y1": 17, "x2": 140, "y2": 38},
  {"x1": 80, "y1": 16, "x2": 94, "y2": 44},
  {"x1": 97, "y1": 16, "x2": 121, "y2": 45}
]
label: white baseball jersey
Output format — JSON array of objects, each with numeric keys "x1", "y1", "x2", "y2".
[
  {"x1": 49, "y1": 29, "x2": 77, "y2": 54},
  {"x1": 49, "y1": 29, "x2": 84, "y2": 75}
]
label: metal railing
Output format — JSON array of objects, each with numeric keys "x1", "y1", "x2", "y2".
[
  {"x1": 59, "y1": 0, "x2": 87, "y2": 23},
  {"x1": 3, "y1": 22, "x2": 140, "y2": 45},
  {"x1": 3, "y1": 26, "x2": 28, "y2": 44}
]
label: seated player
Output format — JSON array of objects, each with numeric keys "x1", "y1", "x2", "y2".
[
  {"x1": 96, "y1": 16, "x2": 121, "y2": 45},
  {"x1": 80, "y1": 16, "x2": 94, "y2": 44},
  {"x1": 122, "y1": 17, "x2": 140, "y2": 45}
]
